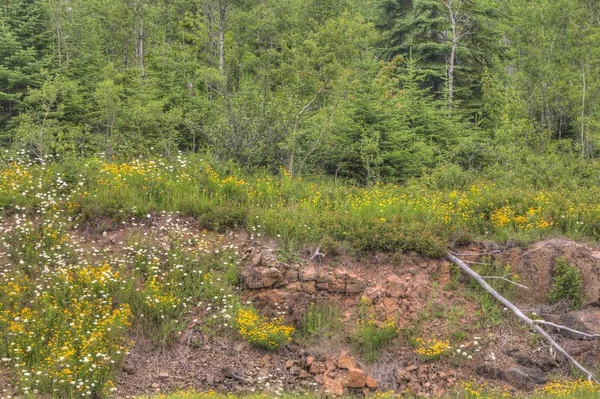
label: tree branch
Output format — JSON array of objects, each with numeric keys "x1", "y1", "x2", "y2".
[
  {"x1": 480, "y1": 275, "x2": 529, "y2": 290},
  {"x1": 446, "y1": 252, "x2": 599, "y2": 384},
  {"x1": 532, "y1": 320, "x2": 600, "y2": 341}
]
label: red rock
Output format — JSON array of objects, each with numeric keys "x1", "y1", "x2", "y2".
[
  {"x1": 300, "y1": 266, "x2": 318, "y2": 281},
  {"x1": 321, "y1": 376, "x2": 345, "y2": 397},
  {"x1": 347, "y1": 368, "x2": 366, "y2": 388},
  {"x1": 325, "y1": 359, "x2": 337, "y2": 371},
  {"x1": 301, "y1": 281, "x2": 316, "y2": 292},
  {"x1": 338, "y1": 354, "x2": 358, "y2": 370},
  {"x1": 366, "y1": 376, "x2": 378, "y2": 389},
  {"x1": 310, "y1": 361, "x2": 327, "y2": 375},
  {"x1": 286, "y1": 282, "x2": 302, "y2": 292},
  {"x1": 306, "y1": 355, "x2": 315, "y2": 367},
  {"x1": 284, "y1": 268, "x2": 299, "y2": 282}
]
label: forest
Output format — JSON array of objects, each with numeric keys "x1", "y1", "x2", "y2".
[{"x1": 1, "y1": 0, "x2": 600, "y2": 185}]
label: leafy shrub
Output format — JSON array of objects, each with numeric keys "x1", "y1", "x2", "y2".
[
  {"x1": 547, "y1": 257, "x2": 582, "y2": 310},
  {"x1": 299, "y1": 302, "x2": 342, "y2": 339},
  {"x1": 352, "y1": 317, "x2": 399, "y2": 363}
]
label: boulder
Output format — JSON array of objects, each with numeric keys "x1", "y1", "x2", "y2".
[
  {"x1": 347, "y1": 368, "x2": 366, "y2": 388},
  {"x1": 321, "y1": 376, "x2": 344, "y2": 397},
  {"x1": 241, "y1": 266, "x2": 283, "y2": 289}
]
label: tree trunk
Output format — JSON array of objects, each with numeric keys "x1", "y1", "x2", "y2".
[
  {"x1": 581, "y1": 62, "x2": 587, "y2": 158},
  {"x1": 139, "y1": 0, "x2": 145, "y2": 79},
  {"x1": 218, "y1": 3, "x2": 226, "y2": 74}
]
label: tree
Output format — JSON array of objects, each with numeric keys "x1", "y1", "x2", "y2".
[{"x1": 376, "y1": 0, "x2": 506, "y2": 111}]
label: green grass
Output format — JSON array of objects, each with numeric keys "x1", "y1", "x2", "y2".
[{"x1": 3, "y1": 155, "x2": 600, "y2": 259}]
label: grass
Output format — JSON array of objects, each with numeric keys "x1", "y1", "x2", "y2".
[
  {"x1": 139, "y1": 378, "x2": 600, "y2": 399},
  {"x1": 3, "y1": 155, "x2": 600, "y2": 258}
]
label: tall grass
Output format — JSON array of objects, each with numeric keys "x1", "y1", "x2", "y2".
[{"x1": 2, "y1": 155, "x2": 600, "y2": 257}]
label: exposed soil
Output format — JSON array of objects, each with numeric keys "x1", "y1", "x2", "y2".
[{"x1": 3, "y1": 216, "x2": 600, "y2": 398}]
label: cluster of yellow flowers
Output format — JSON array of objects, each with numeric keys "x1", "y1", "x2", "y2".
[
  {"x1": 538, "y1": 379, "x2": 600, "y2": 397},
  {"x1": 236, "y1": 308, "x2": 295, "y2": 350},
  {"x1": 414, "y1": 337, "x2": 451, "y2": 361},
  {"x1": 0, "y1": 163, "x2": 34, "y2": 196},
  {"x1": 457, "y1": 380, "x2": 511, "y2": 398},
  {"x1": 0, "y1": 263, "x2": 132, "y2": 397}
]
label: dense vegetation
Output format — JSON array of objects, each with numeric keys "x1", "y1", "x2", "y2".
[{"x1": 2, "y1": 0, "x2": 600, "y2": 185}]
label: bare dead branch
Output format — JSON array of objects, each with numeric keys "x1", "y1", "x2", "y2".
[
  {"x1": 446, "y1": 252, "x2": 599, "y2": 384},
  {"x1": 481, "y1": 275, "x2": 529, "y2": 290},
  {"x1": 532, "y1": 320, "x2": 600, "y2": 340}
]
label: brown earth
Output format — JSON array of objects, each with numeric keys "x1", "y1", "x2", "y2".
[{"x1": 2, "y1": 215, "x2": 600, "y2": 398}]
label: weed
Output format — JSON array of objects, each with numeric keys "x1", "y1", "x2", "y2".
[
  {"x1": 547, "y1": 257, "x2": 582, "y2": 310},
  {"x1": 299, "y1": 302, "x2": 342, "y2": 339},
  {"x1": 352, "y1": 300, "x2": 399, "y2": 362}
]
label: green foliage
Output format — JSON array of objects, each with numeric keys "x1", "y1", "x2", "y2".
[
  {"x1": 352, "y1": 299, "x2": 399, "y2": 362},
  {"x1": 547, "y1": 257, "x2": 583, "y2": 310},
  {"x1": 299, "y1": 302, "x2": 342, "y2": 339}
]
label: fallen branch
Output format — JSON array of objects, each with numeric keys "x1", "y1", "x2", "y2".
[
  {"x1": 446, "y1": 252, "x2": 599, "y2": 384},
  {"x1": 481, "y1": 274, "x2": 529, "y2": 290},
  {"x1": 533, "y1": 320, "x2": 600, "y2": 341},
  {"x1": 449, "y1": 250, "x2": 501, "y2": 257}
]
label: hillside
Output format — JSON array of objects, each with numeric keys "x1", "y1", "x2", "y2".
[{"x1": 0, "y1": 157, "x2": 599, "y2": 398}]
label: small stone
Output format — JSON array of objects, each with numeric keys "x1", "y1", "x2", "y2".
[
  {"x1": 299, "y1": 370, "x2": 311, "y2": 379},
  {"x1": 347, "y1": 368, "x2": 366, "y2": 388},
  {"x1": 158, "y1": 370, "x2": 169, "y2": 379},
  {"x1": 301, "y1": 281, "x2": 316, "y2": 292},
  {"x1": 325, "y1": 359, "x2": 337, "y2": 371},
  {"x1": 251, "y1": 252, "x2": 262, "y2": 266},
  {"x1": 366, "y1": 376, "x2": 378, "y2": 389},
  {"x1": 306, "y1": 355, "x2": 315, "y2": 367},
  {"x1": 261, "y1": 354, "x2": 271, "y2": 367},
  {"x1": 151, "y1": 382, "x2": 160, "y2": 389},
  {"x1": 286, "y1": 360, "x2": 296, "y2": 369},
  {"x1": 286, "y1": 282, "x2": 303, "y2": 292},
  {"x1": 123, "y1": 364, "x2": 135, "y2": 375}
]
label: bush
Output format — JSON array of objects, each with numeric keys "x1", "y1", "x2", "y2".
[
  {"x1": 547, "y1": 257, "x2": 582, "y2": 310},
  {"x1": 236, "y1": 308, "x2": 295, "y2": 350}
]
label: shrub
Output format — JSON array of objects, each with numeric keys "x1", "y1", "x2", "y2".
[
  {"x1": 299, "y1": 302, "x2": 342, "y2": 339},
  {"x1": 547, "y1": 257, "x2": 582, "y2": 310},
  {"x1": 236, "y1": 308, "x2": 295, "y2": 350},
  {"x1": 352, "y1": 317, "x2": 399, "y2": 363}
]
